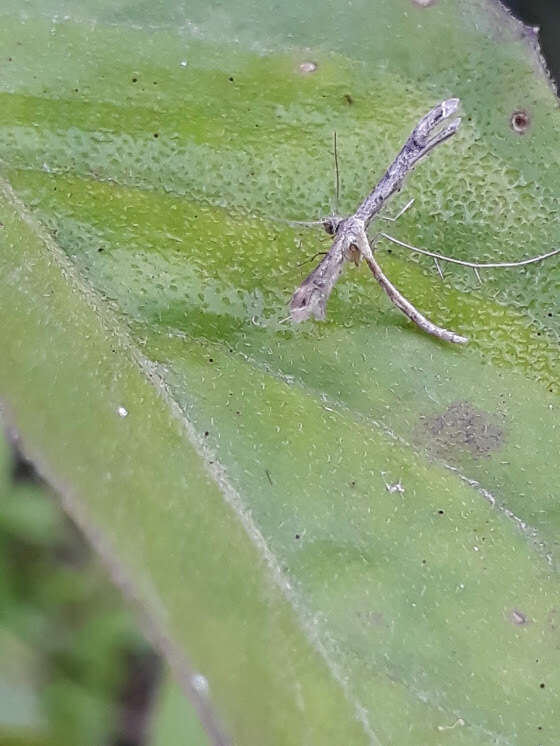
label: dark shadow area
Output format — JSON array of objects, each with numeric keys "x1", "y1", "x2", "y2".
[{"x1": 502, "y1": 0, "x2": 560, "y2": 85}]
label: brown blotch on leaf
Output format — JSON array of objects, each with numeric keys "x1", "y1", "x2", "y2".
[
  {"x1": 510, "y1": 109, "x2": 531, "y2": 134},
  {"x1": 416, "y1": 401, "x2": 505, "y2": 461}
]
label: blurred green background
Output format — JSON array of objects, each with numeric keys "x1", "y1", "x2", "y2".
[
  {"x1": 0, "y1": 426, "x2": 209, "y2": 746},
  {"x1": 0, "y1": 1, "x2": 558, "y2": 745}
]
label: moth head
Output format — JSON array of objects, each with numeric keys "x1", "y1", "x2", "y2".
[
  {"x1": 322, "y1": 216, "x2": 343, "y2": 236},
  {"x1": 290, "y1": 283, "x2": 327, "y2": 322}
]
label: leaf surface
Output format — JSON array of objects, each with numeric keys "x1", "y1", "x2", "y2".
[{"x1": 1, "y1": 1, "x2": 560, "y2": 743}]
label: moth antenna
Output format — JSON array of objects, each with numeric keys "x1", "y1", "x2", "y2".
[{"x1": 333, "y1": 130, "x2": 340, "y2": 215}]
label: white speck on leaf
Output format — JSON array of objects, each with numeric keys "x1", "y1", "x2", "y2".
[{"x1": 192, "y1": 673, "x2": 209, "y2": 695}]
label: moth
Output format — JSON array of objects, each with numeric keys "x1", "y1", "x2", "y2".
[{"x1": 289, "y1": 99, "x2": 559, "y2": 343}]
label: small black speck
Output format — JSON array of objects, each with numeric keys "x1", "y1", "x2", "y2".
[
  {"x1": 209, "y1": 358, "x2": 214, "y2": 363},
  {"x1": 153, "y1": 81, "x2": 158, "y2": 85},
  {"x1": 132, "y1": 77, "x2": 138, "y2": 83},
  {"x1": 235, "y1": 410, "x2": 240, "y2": 415},
  {"x1": 228, "y1": 76, "x2": 234, "y2": 82},
  {"x1": 295, "y1": 534, "x2": 300, "y2": 539},
  {"x1": 153, "y1": 133, "x2": 159, "y2": 138},
  {"x1": 422, "y1": 559, "x2": 427, "y2": 564},
  {"x1": 8, "y1": 57, "x2": 13, "y2": 62},
  {"x1": 548, "y1": 312, "x2": 553, "y2": 317},
  {"x1": 437, "y1": 509, "x2": 444, "y2": 515},
  {"x1": 74, "y1": 88, "x2": 79, "y2": 92},
  {"x1": 97, "y1": 247, "x2": 104, "y2": 252},
  {"x1": 204, "y1": 431, "x2": 209, "y2": 437},
  {"x1": 350, "y1": 480, "x2": 356, "y2": 487},
  {"x1": 538, "y1": 726, "x2": 543, "y2": 731},
  {"x1": 540, "y1": 683, "x2": 545, "y2": 689},
  {"x1": 343, "y1": 93, "x2": 353, "y2": 105}
]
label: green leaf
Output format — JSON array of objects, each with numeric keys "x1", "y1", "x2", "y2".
[
  {"x1": 150, "y1": 669, "x2": 210, "y2": 746},
  {"x1": 1, "y1": 1, "x2": 560, "y2": 743}
]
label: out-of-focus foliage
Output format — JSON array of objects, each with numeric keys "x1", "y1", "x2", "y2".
[{"x1": 0, "y1": 430, "x2": 152, "y2": 746}]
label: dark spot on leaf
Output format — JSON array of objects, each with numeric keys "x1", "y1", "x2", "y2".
[
  {"x1": 208, "y1": 358, "x2": 214, "y2": 363},
  {"x1": 153, "y1": 133, "x2": 159, "y2": 138},
  {"x1": 343, "y1": 93, "x2": 353, "y2": 105},
  {"x1": 204, "y1": 431, "x2": 209, "y2": 437},
  {"x1": 228, "y1": 76, "x2": 234, "y2": 82},
  {"x1": 540, "y1": 683, "x2": 545, "y2": 689},
  {"x1": 357, "y1": 610, "x2": 385, "y2": 627},
  {"x1": 437, "y1": 509, "x2": 444, "y2": 515},
  {"x1": 132, "y1": 77, "x2": 138, "y2": 83},
  {"x1": 416, "y1": 401, "x2": 505, "y2": 461},
  {"x1": 295, "y1": 534, "x2": 300, "y2": 539},
  {"x1": 510, "y1": 109, "x2": 531, "y2": 134}
]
